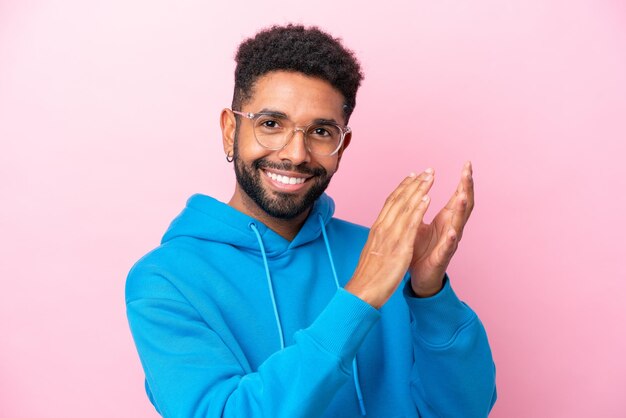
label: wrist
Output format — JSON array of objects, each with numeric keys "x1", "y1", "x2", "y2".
[
  {"x1": 344, "y1": 280, "x2": 383, "y2": 309},
  {"x1": 410, "y1": 275, "x2": 444, "y2": 298}
]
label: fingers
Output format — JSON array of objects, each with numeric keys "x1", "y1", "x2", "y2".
[
  {"x1": 450, "y1": 186, "x2": 470, "y2": 242},
  {"x1": 399, "y1": 185, "x2": 432, "y2": 235},
  {"x1": 434, "y1": 227, "x2": 459, "y2": 268},
  {"x1": 445, "y1": 161, "x2": 474, "y2": 218},
  {"x1": 375, "y1": 168, "x2": 434, "y2": 227},
  {"x1": 443, "y1": 161, "x2": 474, "y2": 234},
  {"x1": 382, "y1": 171, "x2": 433, "y2": 230},
  {"x1": 437, "y1": 162, "x2": 474, "y2": 262},
  {"x1": 463, "y1": 161, "x2": 475, "y2": 216},
  {"x1": 375, "y1": 173, "x2": 420, "y2": 222}
]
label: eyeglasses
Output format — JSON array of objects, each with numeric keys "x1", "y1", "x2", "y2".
[{"x1": 232, "y1": 110, "x2": 351, "y2": 156}]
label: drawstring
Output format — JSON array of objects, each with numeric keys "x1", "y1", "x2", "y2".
[
  {"x1": 249, "y1": 222, "x2": 285, "y2": 350},
  {"x1": 249, "y1": 219, "x2": 367, "y2": 416},
  {"x1": 319, "y1": 215, "x2": 367, "y2": 417}
]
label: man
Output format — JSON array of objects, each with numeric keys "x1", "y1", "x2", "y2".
[{"x1": 126, "y1": 24, "x2": 497, "y2": 417}]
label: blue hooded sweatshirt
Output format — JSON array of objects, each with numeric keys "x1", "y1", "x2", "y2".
[{"x1": 126, "y1": 193, "x2": 497, "y2": 418}]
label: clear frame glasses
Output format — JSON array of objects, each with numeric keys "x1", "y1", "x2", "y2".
[{"x1": 232, "y1": 110, "x2": 351, "y2": 156}]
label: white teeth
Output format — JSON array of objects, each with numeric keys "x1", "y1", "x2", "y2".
[{"x1": 265, "y1": 171, "x2": 306, "y2": 185}]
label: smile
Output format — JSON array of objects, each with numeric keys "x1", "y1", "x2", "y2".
[{"x1": 263, "y1": 169, "x2": 310, "y2": 185}]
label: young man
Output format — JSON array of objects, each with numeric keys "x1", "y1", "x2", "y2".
[{"x1": 126, "y1": 24, "x2": 497, "y2": 417}]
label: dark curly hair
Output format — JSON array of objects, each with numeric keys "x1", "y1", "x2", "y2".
[{"x1": 232, "y1": 24, "x2": 364, "y2": 123}]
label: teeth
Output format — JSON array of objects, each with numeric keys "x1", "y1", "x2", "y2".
[{"x1": 265, "y1": 171, "x2": 306, "y2": 185}]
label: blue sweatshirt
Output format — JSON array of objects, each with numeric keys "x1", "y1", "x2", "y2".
[{"x1": 126, "y1": 193, "x2": 497, "y2": 418}]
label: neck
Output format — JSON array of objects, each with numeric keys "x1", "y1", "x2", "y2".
[{"x1": 228, "y1": 186, "x2": 310, "y2": 241}]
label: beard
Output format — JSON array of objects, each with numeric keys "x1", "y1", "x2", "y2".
[{"x1": 232, "y1": 141, "x2": 333, "y2": 220}]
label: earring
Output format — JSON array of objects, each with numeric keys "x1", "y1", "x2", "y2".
[{"x1": 226, "y1": 151, "x2": 234, "y2": 163}]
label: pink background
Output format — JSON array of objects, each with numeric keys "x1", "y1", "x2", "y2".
[{"x1": 1, "y1": 0, "x2": 625, "y2": 416}]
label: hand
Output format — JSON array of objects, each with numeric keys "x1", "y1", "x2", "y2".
[
  {"x1": 345, "y1": 170, "x2": 434, "y2": 309},
  {"x1": 409, "y1": 162, "x2": 475, "y2": 297}
]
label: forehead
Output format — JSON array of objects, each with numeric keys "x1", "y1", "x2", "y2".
[{"x1": 245, "y1": 71, "x2": 346, "y2": 123}]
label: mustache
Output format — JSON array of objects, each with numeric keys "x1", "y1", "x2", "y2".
[{"x1": 253, "y1": 159, "x2": 327, "y2": 177}]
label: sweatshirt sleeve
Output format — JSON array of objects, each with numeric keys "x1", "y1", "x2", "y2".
[
  {"x1": 126, "y1": 269, "x2": 380, "y2": 418},
  {"x1": 403, "y1": 275, "x2": 497, "y2": 417}
]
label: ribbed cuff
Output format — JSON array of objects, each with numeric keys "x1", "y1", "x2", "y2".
[
  {"x1": 305, "y1": 288, "x2": 380, "y2": 364},
  {"x1": 403, "y1": 275, "x2": 476, "y2": 346}
]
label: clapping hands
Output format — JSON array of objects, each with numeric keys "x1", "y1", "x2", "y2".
[{"x1": 346, "y1": 162, "x2": 475, "y2": 308}]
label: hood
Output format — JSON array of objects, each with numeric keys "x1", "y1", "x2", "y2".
[{"x1": 161, "y1": 193, "x2": 335, "y2": 257}]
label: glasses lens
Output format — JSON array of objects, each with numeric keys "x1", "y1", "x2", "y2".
[
  {"x1": 253, "y1": 115, "x2": 288, "y2": 149},
  {"x1": 306, "y1": 124, "x2": 342, "y2": 156}
]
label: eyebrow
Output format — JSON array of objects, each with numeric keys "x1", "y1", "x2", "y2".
[
  {"x1": 257, "y1": 108, "x2": 341, "y2": 125},
  {"x1": 257, "y1": 108, "x2": 288, "y2": 118}
]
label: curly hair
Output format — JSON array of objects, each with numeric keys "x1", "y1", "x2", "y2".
[{"x1": 232, "y1": 24, "x2": 364, "y2": 123}]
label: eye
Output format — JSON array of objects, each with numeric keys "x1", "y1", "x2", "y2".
[
  {"x1": 262, "y1": 119, "x2": 279, "y2": 128},
  {"x1": 309, "y1": 124, "x2": 340, "y2": 140},
  {"x1": 256, "y1": 116, "x2": 283, "y2": 132},
  {"x1": 312, "y1": 127, "x2": 331, "y2": 137}
]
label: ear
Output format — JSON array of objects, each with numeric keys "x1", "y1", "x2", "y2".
[
  {"x1": 220, "y1": 108, "x2": 236, "y2": 156},
  {"x1": 334, "y1": 131, "x2": 351, "y2": 171}
]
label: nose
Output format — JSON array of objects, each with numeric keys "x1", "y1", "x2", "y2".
[{"x1": 276, "y1": 128, "x2": 311, "y2": 165}]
